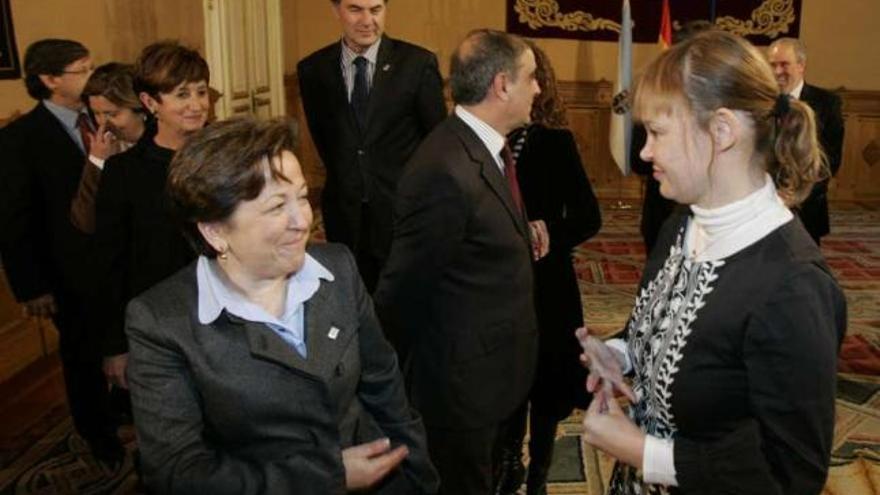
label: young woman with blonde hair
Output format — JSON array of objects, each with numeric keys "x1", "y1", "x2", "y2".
[{"x1": 578, "y1": 30, "x2": 846, "y2": 495}]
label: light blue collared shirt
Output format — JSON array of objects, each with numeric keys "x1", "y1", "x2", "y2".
[
  {"x1": 196, "y1": 254, "x2": 335, "y2": 358},
  {"x1": 340, "y1": 38, "x2": 382, "y2": 101},
  {"x1": 42, "y1": 99, "x2": 91, "y2": 153}
]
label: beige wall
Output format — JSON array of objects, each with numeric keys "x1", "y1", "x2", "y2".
[
  {"x1": 0, "y1": 0, "x2": 204, "y2": 117},
  {"x1": 283, "y1": 0, "x2": 880, "y2": 91},
  {"x1": 799, "y1": 0, "x2": 880, "y2": 91},
  {"x1": 3, "y1": 0, "x2": 877, "y2": 117}
]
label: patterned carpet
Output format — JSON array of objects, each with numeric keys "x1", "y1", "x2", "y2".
[{"x1": 0, "y1": 201, "x2": 877, "y2": 494}]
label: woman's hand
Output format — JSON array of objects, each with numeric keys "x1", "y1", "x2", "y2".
[
  {"x1": 22, "y1": 293, "x2": 57, "y2": 318},
  {"x1": 575, "y1": 327, "x2": 636, "y2": 403},
  {"x1": 88, "y1": 121, "x2": 120, "y2": 160},
  {"x1": 582, "y1": 389, "x2": 645, "y2": 469},
  {"x1": 528, "y1": 220, "x2": 550, "y2": 260},
  {"x1": 343, "y1": 438, "x2": 409, "y2": 490},
  {"x1": 103, "y1": 353, "x2": 129, "y2": 389}
]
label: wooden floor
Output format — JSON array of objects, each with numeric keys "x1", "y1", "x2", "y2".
[{"x1": 0, "y1": 353, "x2": 67, "y2": 460}]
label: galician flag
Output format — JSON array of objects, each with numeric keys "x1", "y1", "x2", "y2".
[{"x1": 609, "y1": 0, "x2": 633, "y2": 176}]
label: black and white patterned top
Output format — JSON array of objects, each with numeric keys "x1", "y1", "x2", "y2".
[{"x1": 609, "y1": 213, "x2": 846, "y2": 495}]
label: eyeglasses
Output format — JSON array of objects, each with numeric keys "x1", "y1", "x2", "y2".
[{"x1": 62, "y1": 66, "x2": 94, "y2": 76}]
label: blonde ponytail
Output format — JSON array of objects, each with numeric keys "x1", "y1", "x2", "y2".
[{"x1": 769, "y1": 98, "x2": 828, "y2": 206}]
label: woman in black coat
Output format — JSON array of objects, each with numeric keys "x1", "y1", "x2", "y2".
[
  {"x1": 93, "y1": 41, "x2": 209, "y2": 389},
  {"x1": 497, "y1": 41, "x2": 602, "y2": 495}
]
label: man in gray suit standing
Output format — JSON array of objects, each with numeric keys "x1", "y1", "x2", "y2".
[{"x1": 375, "y1": 29, "x2": 541, "y2": 495}]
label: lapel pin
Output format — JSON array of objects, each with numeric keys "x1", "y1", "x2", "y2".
[
  {"x1": 328, "y1": 326, "x2": 340, "y2": 340},
  {"x1": 382, "y1": 64, "x2": 391, "y2": 72}
]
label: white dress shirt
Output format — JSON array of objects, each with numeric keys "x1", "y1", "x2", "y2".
[{"x1": 454, "y1": 105, "x2": 506, "y2": 174}]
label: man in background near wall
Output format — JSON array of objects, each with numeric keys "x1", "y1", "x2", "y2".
[
  {"x1": 375, "y1": 29, "x2": 540, "y2": 495},
  {"x1": 769, "y1": 37, "x2": 844, "y2": 246},
  {"x1": 297, "y1": 0, "x2": 447, "y2": 292},
  {"x1": 0, "y1": 39, "x2": 124, "y2": 467}
]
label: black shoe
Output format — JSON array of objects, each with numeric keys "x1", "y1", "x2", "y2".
[
  {"x1": 495, "y1": 448, "x2": 526, "y2": 495},
  {"x1": 87, "y1": 434, "x2": 125, "y2": 471}
]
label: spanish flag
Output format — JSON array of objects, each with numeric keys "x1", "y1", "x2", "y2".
[{"x1": 659, "y1": 0, "x2": 673, "y2": 49}]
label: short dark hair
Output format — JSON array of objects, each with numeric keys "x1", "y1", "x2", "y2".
[
  {"x1": 134, "y1": 41, "x2": 210, "y2": 101},
  {"x1": 82, "y1": 63, "x2": 142, "y2": 111},
  {"x1": 23, "y1": 39, "x2": 89, "y2": 100},
  {"x1": 168, "y1": 117, "x2": 298, "y2": 257},
  {"x1": 330, "y1": 0, "x2": 388, "y2": 4},
  {"x1": 449, "y1": 29, "x2": 528, "y2": 105}
]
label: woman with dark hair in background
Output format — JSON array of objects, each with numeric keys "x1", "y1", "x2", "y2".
[
  {"x1": 93, "y1": 41, "x2": 209, "y2": 393},
  {"x1": 71, "y1": 62, "x2": 149, "y2": 234},
  {"x1": 496, "y1": 40, "x2": 601, "y2": 495},
  {"x1": 578, "y1": 30, "x2": 845, "y2": 495}
]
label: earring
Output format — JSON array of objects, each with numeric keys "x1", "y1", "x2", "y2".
[{"x1": 218, "y1": 246, "x2": 228, "y2": 260}]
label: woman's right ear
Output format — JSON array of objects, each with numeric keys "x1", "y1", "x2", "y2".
[{"x1": 196, "y1": 222, "x2": 226, "y2": 254}]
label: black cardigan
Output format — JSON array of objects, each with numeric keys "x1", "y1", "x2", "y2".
[
  {"x1": 610, "y1": 212, "x2": 846, "y2": 495},
  {"x1": 92, "y1": 137, "x2": 195, "y2": 356}
]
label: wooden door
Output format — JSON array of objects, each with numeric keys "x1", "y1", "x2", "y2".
[{"x1": 204, "y1": 0, "x2": 286, "y2": 119}]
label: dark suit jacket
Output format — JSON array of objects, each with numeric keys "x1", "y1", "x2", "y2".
[
  {"x1": 0, "y1": 102, "x2": 95, "y2": 355},
  {"x1": 514, "y1": 124, "x2": 601, "y2": 417},
  {"x1": 798, "y1": 82, "x2": 844, "y2": 240},
  {"x1": 374, "y1": 115, "x2": 538, "y2": 430},
  {"x1": 0, "y1": 102, "x2": 90, "y2": 300},
  {"x1": 297, "y1": 36, "x2": 446, "y2": 260},
  {"x1": 126, "y1": 243, "x2": 438, "y2": 495},
  {"x1": 93, "y1": 138, "x2": 196, "y2": 356}
]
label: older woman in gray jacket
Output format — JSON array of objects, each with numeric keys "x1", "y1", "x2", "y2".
[{"x1": 125, "y1": 117, "x2": 438, "y2": 494}]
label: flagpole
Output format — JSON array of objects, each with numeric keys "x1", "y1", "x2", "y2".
[{"x1": 609, "y1": 0, "x2": 633, "y2": 210}]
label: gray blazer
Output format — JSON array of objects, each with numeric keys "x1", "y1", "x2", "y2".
[{"x1": 126, "y1": 243, "x2": 438, "y2": 494}]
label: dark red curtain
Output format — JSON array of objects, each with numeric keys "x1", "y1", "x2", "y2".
[{"x1": 506, "y1": 0, "x2": 802, "y2": 46}]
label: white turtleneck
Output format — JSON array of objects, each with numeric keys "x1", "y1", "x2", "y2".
[{"x1": 685, "y1": 174, "x2": 793, "y2": 262}]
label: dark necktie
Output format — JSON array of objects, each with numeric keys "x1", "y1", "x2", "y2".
[
  {"x1": 351, "y1": 56, "x2": 369, "y2": 130},
  {"x1": 500, "y1": 144, "x2": 524, "y2": 214},
  {"x1": 76, "y1": 113, "x2": 93, "y2": 155}
]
